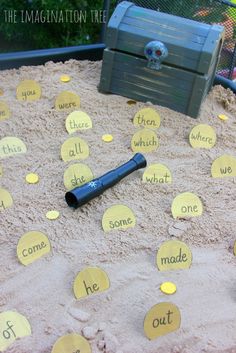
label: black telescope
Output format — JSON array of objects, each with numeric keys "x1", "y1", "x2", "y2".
[{"x1": 65, "y1": 153, "x2": 147, "y2": 208}]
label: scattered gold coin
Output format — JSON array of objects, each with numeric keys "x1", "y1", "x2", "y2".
[
  {"x1": 127, "y1": 100, "x2": 137, "y2": 105},
  {"x1": 25, "y1": 173, "x2": 39, "y2": 184},
  {"x1": 60, "y1": 75, "x2": 71, "y2": 83},
  {"x1": 218, "y1": 114, "x2": 228, "y2": 121},
  {"x1": 0, "y1": 88, "x2": 4, "y2": 96},
  {"x1": 102, "y1": 134, "x2": 113, "y2": 142},
  {"x1": 160, "y1": 281, "x2": 177, "y2": 295},
  {"x1": 46, "y1": 210, "x2": 60, "y2": 220}
]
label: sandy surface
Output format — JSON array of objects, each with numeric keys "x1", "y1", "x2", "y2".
[{"x1": 0, "y1": 60, "x2": 236, "y2": 353}]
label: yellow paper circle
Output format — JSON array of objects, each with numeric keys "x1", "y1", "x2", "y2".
[
  {"x1": 0, "y1": 101, "x2": 10, "y2": 121},
  {"x1": 0, "y1": 165, "x2": 3, "y2": 177},
  {"x1": 233, "y1": 241, "x2": 236, "y2": 256},
  {"x1": 52, "y1": 333, "x2": 91, "y2": 353},
  {"x1": 17, "y1": 231, "x2": 51, "y2": 266},
  {"x1": 143, "y1": 163, "x2": 172, "y2": 184},
  {"x1": 0, "y1": 311, "x2": 31, "y2": 351},
  {"x1": 0, "y1": 188, "x2": 13, "y2": 212},
  {"x1": 64, "y1": 163, "x2": 93, "y2": 190},
  {"x1": 218, "y1": 114, "x2": 228, "y2": 121},
  {"x1": 0, "y1": 136, "x2": 27, "y2": 159},
  {"x1": 189, "y1": 124, "x2": 216, "y2": 149},
  {"x1": 102, "y1": 204, "x2": 136, "y2": 232},
  {"x1": 156, "y1": 240, "x2": 192, "y2": 271},
  {"x1": 16, "y1": 80, "x2": 41, "y2": 101},
  {"x1": 211, "y1": 155, "x2": 236, "y2": 178},
  {"x1": 73, "y1": 267, "x2": 110, "y2": 300},
  {"x1": 102, "y1": 134, "x2": 113, "y2": 142},
  {"x1": 60, "y1": 74, "x2": 71, "y2": 83},
  {"x1": 66, "y1": 110, "x2": 92, "y2": 134},
  {"x1": 171, "y1": 192, "x2": 203, "y2": 219},
  {"x1": 144, "y1": 302, "x2": 181, "y2": 340},
  {"x1": 46, "y1": 210, "x2": 60, "y2": 220},
  {"x1": 25, "y1": 173, "x2": 39, "y2": 184},
  {"x1": 133, "y1": 107, "x2": 161, "y2": 129},
  {"x1": 55, "y1": 91, "x2": 80, "y2": 111},
  {"x1": 61, "y1": 137, "x2": 89, "y2": 162},
  {"x1": 160, "y1": 282, "x2": 177, "y2": 295},
  {"x1": 131, "y1": 128, "x2": 159, "y2": 153}
]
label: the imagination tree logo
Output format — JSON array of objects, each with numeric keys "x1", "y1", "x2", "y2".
[{"x1": 3, "y1": 9, "x2": 107, "y2": 24}]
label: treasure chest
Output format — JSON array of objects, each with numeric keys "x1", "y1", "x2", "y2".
[{"x1": 99, "y1": 1, "x2": 225, "y2": 118}]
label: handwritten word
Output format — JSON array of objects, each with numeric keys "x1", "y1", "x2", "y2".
[
  {"x1": 22, "y1": 242, "x2": 47, "y2": 257},
  {"x1": 190, "y1": 132, "x2": 213, "y2": 145},
  {"x1": 68, "y1": 120, "x2": 89, "y2": 130},
  {"x1": 69, "y1": 144, "x2": 83, "y2": 157},
  {"x1": 145, "y1": 173, "x2": 170, "y2": 183},
  {"x1": 83, "y1": 280, "x2": 99, "y2": 296},
  {"x1": 21, "y1": 90, "x2": 36, "y2": 101},
  {"x1": 161, "y1": 247, "x2": 187, "y2": 265},
  {"x1": 2, "y1": 321, "x2": 16, "y2": 340},
  {"x1": 59, "y1": 102, "x2": 77, "y2": 110},
  {"x1": 136, "y1": 114, "x2": 158, "y2": 127},
  {"x1": 109, "y1": 218, "x2": 133, "y2": 229},
  {"x1": 152, "y1": 310, "x2": 173, "y2": 328},
  {"x1": 133, "y1": 136, "x2": 157, "y2": 147},
  {"x1": 1, "y1": 144, "x2": 22, "y2": 155}
]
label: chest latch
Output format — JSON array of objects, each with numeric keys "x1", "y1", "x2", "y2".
[{"x1": 144, "y1": 41, "x2": 168, "y2": 70}]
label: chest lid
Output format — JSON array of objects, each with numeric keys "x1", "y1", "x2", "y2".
[{"x1": 105, "y1": 1, "x2": 224, "y2": 75}]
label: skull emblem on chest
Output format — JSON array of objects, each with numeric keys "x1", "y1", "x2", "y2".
[{"x1": 144, "y1": 41, "x2": 168, "y2": 70}]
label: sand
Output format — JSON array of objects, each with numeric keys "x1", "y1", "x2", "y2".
[{"x1": 0, "y1": 59, "x2": 236, "y2": 353}]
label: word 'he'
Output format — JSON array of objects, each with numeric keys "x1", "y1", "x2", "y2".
[{"x1": 83, "y1": 280, "x2": 99, "y2": 296}]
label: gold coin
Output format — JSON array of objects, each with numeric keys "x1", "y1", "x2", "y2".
[
  {"x1": 218, "y1": 114, "x2": 228, "y2": 121},
  {"x1": 46, "y1": 210, "x2": 60, "y2": 220},
  {"x1": 160, "y1": 281, "x2": 177, "y2": 295},
  {"x1": 127, "y1": 100, "x2": 137, "y2": 105},
  {"x1": 60, "y1": 75, "x2": 71, "y2": 83},
  {"x1": 102, "y1": 134, "x2": 113, "y2": 142},
  {"x1": 25, "y1": 173, "x2": 39, "y2": 184},
  {"x1": 0, "y1": 88, "x2": 4, "y2": 96}
]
